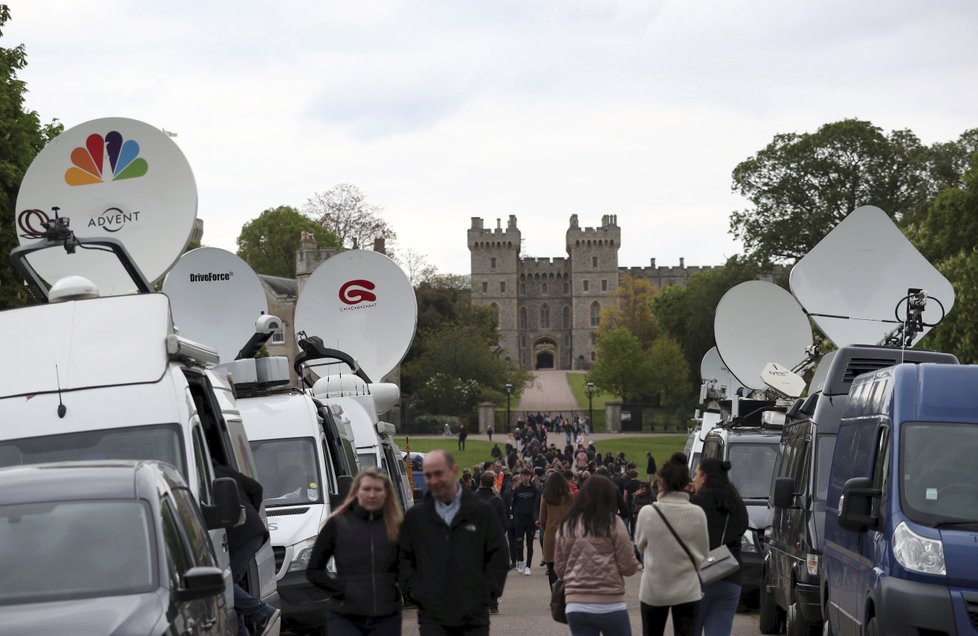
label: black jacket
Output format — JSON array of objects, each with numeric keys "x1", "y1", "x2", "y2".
[
  {"x1": 690, "y1": 489, "x2": 750, "y2": 584},
  {"x1": 306, "y1": 503, "x2": 400, "y2": 617},
  {"x1": 511, "y1": 483, "x2": 539, "y2": 521},
  {"x1": 475, "y1": 486, "x2": 508, "y2": 531},
  {"x1": 212, "y1": 463, "x2": 268, "y2": 553},
  {"x1": 398, "y1": 488, "x2": 509, "y2": 626}
]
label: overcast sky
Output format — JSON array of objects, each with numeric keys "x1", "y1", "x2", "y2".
[{"x1": 7, "y1": 0, "x2": 977, "y2": 276}]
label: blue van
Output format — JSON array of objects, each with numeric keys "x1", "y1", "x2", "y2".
[{"x1": 824, "y1": 363, "x2": 978, "y2": 636}]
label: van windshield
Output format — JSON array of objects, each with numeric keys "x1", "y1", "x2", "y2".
[
  {"x1": 727, "y1": 443, "x2": 778, "y2": 500},
  {"x1": 0, "y1": 499, "x2": 156, "y2": 604},
  {"x1": 901, "y1": 422, "x2": 978, "y2": 526},
  {"x1": 251, "y1": 438, "x2": 322, "y2": 506},
  {"x1": 0, "y1": 425, "x2": 185, "y2": 476}
]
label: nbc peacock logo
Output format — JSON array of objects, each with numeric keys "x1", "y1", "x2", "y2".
[{"x1": 64, "y1": 131, "x2": 149, "y2": 186}]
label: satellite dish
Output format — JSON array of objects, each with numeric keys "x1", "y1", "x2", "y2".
[
  {"x1": 790, "y1": 206, "x2": 954, "y2": 347},
  {"x1": 714, "y1": 281, "x2": 813, "y2": 390},
  {"x1": 699, "y1": 347, "x2": 746, "y2": 395},
  {"x1": 761, "y1": 362, "x2": 806, "y2": 398},
  {"x1": 16, "y1": 117, "x2": 197, "y2": 295},
  {"x1": 294, "y1": 250, "x2": 418, "y2": 382},
  {"x1": 162, "y1": 247, "x2": 268, "y2": 363}
]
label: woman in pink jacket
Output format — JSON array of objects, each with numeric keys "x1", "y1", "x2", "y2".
[{"x1": 555, "y1": 474, "x2": 640, "y2": 635}]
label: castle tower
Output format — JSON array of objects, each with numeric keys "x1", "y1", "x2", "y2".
[
  {"x1": 566, "y1": 214, "x2": 621, "y2": 370},
  {"x1": 468, "y1": 216, "x2": 521, "y2": 365}
]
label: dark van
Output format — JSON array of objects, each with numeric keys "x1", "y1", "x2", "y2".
[
  {"x1": 700, "y1": 405, "x2": 783, "y2": 602},
  {"x1": 823, "y1": 363, "x2": 978, "y2": 636},
  {"x1": 760, "y1": 346, "x2": 957, "y2": 635}
]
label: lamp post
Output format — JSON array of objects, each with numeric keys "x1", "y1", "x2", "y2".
[
  {"x1": 505, "y1": 382, "x2": 513, "y2": 433},
  {"x1": 586, "y1": 380, "x2": 594, "y2": 431}
]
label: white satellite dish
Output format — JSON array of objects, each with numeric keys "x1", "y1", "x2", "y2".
[
  {"x1": 162, "y1": 247, "x2": 268, "y2": 363},
  {"x1": 294, "y1": 250, "x2": 418, "y2": 383},
  {"x1": 699, "y1": 347, "x2": 746, "y2": 395},
  {"x1": 761, "y1": 362, "x2": 806, "y2": 398},
  {"x1": 714, "y1": 281, "x2": 813, "y2": 390},
  {"x1": 790, "y1": 206, "x2": 954, "y2": 348},
  {"x1": 15, "y1": 117, "x2": 197, "y2": 295}
]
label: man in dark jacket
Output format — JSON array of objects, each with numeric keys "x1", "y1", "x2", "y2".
[
  {"x1": 511, "y1": 469, "x2": 539, "y2": 576},
  {"x1": 475, "y1": 470, "x2": 508, "y2": 614},
  {"x1": 399, "y1": 450, "x2": 509, "y2": 634}
]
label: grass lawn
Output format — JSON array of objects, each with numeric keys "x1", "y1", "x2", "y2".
[
  {"x1": 396, "y1": 434, "x2": 687, "y2": 473},
  {"x1": 565, "y1": 371, "x2": 621, "y2": 411}
]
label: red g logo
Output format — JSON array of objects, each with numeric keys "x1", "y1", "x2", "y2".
[{"x1": 339, "y1": 279, "x2": 377, "y2": 305}]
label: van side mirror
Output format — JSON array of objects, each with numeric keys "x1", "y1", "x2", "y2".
[
  {"x1": 175, "y1": 566, "x2": 227, "y2": 601},
  {"x1": 329, "y1": 475, "x2": 354, "y2": 509},
  {"x1": 202, "y1": 477, "x2": 243, "y2": 530},
  {"x1": 773, "y1": 477, "x2": 796, "y2": 508},
  {"x1": 838, "y1": 477, "x2": 880, "y2": 532}
]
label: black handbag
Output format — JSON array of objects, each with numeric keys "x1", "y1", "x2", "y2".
[
  {"x1": 550, "y1": 579, "x2": 567, "y2": 623},
  {"x1": 652, "y1": 504, "x2": 740, "y2": 586}
]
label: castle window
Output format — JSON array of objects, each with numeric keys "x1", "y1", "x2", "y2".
[
  {"x1": 563, "y1": 306, "x2": 570, "y2": 329},
  {"x1": 482, "y1": 281, "x2": 488, "y2": 293},
  {"x1": 601, "y1": 279, "x2": 608, "y2": 291},
  {"x1": 500, "y1": 281, "x2": 506, "y2": 293},
  {"x1": 590, "y1": 302, "x2": 600, "y2": 326},
  {"x1": 491, "y1": 257, "x2": 497, "y2": 269},
  {"x1": 520, "y1": 307, "x2": 528, "y2": 330},
  {"x1": 583, "y1": 280, "x2": 589, "y2": 292},
  {"x1": 592, "y1": 256, "x2": 598, "y2": 268},
  {"x1": 542, "y1": 282, "x2": 549, "y2": 295},
  {"x1": 563, "y1": 281, "x2": 569, "y2": 294},
  {"x1": 541, "y1": 304, "x2": 550, "y2": 329}
]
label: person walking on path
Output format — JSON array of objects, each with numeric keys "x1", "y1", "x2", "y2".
[
  {"x1": 398, "y1": 450, "x2": 509, "y2": 635},
  {"x1": 306, "y1": 467, "x2": 404, "y2": 636},
  {"x1": 511, "y1": 469, "x2": 540, "y2": 576},
  {"x1": 487, "y1": 423, "x2": 494, "y2": 441},
  {"x1": 645, "y1": 452, "x2": 657, "y2": 480},
  {"x1": 554, "y1": 474, "x2": 640, "y2": 635},
  {"x1": 634, "y1": 453, "x2": 709, "y2": 636},
  {"x1": 458, "y1": 425, "x2": 468, "y2": 451},
  {"x1": 690, "y1": 458, "x2": 749, "y2": 636},
  {"x1": 475, "y1": 470, "x2": 508, "y2": 614},
  {"x1": 537, "y1": 471, "x2": 574, "y2": 588}
]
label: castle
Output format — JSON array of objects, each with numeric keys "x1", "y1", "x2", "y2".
[{"x1": 468, "y1": 214, "x2": 724, "y2": 371}]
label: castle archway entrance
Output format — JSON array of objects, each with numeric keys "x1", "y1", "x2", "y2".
[{"x1": 533, "y1": 337, "x2": 558, "y2": 370}]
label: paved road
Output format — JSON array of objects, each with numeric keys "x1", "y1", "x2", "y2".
[
  {"x1": 399, "y1": 567, "x2": 761, "y2": 635},
  {"x1": 516, "y1": 370, "x2": 582, "y2": 413}
]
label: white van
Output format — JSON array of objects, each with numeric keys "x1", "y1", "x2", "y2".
[
  {"x1": 0, "y1": 291, "x2": 279, "y2": 632},
  {"x1": 233, "y1": 361, "x2": 359, "y2": 634}
]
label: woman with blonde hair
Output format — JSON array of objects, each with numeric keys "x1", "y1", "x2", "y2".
[{"x1": 307, "y1": 467, "x2": 404, "y2": 635}]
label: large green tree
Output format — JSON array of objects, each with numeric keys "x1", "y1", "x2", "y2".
[
  {"x1": 597, "y1": 274, "x2": 660, "y2": 347},
  {"x1": 236, "y1": 205, "x2": 339, "y2": 277},
  {"x1": 590, "y1": 327, "x2": 653, "y2": 403},
  {"x1": 646, "y1": 336, "x2": 692, "y2": 407},
  {"x1": 730, "y1": 119, "x2": 937, "y2": 263},
  {"x1": 0, "y1": 5, "x2": 62, "y2": 309}
]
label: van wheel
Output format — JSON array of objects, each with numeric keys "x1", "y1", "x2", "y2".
[
  {"x1": 759, "y1": 581, "x2": 785, "y2": 633},
  {"x1": 786, "y1": 598, "x2": 819, "y2": 636}
]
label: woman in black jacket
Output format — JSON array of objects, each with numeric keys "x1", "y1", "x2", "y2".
[
  {"x1": 690, "y1": 457, "x2": 750, "y2": 636},
  {"x1": 307, "y1": 467, "x2": 404, "y2": 635}
]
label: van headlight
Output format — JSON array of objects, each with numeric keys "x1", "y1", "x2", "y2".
[
  {"x1": 287, "y1": 538, "x2": 318, "y2": 573},
  {"x1": 892, "y1": 521, "x2": 945, "y2": 576}
]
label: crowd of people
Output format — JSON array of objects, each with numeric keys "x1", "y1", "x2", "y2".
[{"x1": 303, "y1": 424, "x2": 749, "y2": 636}]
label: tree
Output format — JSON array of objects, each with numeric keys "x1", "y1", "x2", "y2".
[
  {"x1": 304, "y1": 183, "x2": 397, "y2": 250},
  {"x1": 395, "y1": 247, "x2": 437, "y2": 286},
  {"x1": 590, "y1": 327, "x2": 653, "y2": 404},
  {"x1": 597, "y1": 274, "x2": 660, "y2": 347},
  {"x1": 0, "y1": 5, "x2": 63, "y2": 310},
  {"x1": 646, "y1": 337, "x2": 692, "y2": 407},
  {"x1": 729, "y1": 119, "x2": 935, "y2": 263},
  {"x1": 236, "y1": 205, "x2": 339, "y2": 277}
]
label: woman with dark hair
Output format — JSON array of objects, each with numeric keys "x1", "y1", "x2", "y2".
[
  {"x1": 691, "y1": 458, "x2": 749, "y2": 636},
  {"x1": 634, "y1": 453, "x2": 708, "y2": 636},
  {"x1": 307, "y1": 467, "x2": 404, "y2": 635},
  {"x1": 554, "y1": 475, "x2": 639, "y2": 635},
  {"x1": 538, "y1": 471, "x2": 575, "y2": 586}
]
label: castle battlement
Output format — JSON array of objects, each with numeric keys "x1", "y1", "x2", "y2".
[
  {"x1": 521, "y1": 257, "x2": 568, "y2": 268},
  {"x1": 468, "y1": 215, "x2": 521, "y2": 250}
]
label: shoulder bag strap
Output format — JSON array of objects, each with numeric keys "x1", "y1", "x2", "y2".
[
  {"x1": 720, "y1": 512, "x2": 730, "y2": 545},
  {"x1": 652, "y1": 503, "x2": 700, "y2": 574}
]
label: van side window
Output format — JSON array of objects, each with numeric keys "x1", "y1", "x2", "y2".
[
  {"x1": 321, "y1": 439, "x2": 338, "y2": 495},
  {"x1": 192, "y1": 426, "x2": 212, "y2": 505},
  {"x1": 172, "y1": 487, "x2": 217, "y2": 568},
  {"x1": 186, "y1": 374, "x2": 231, "y2": 467},
  {"x1": 161, "y1": 496, "x2": 193, "y2": 580},
  {"x1": 871, "y1": 426, "x2": 890, "y2": 521}
]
